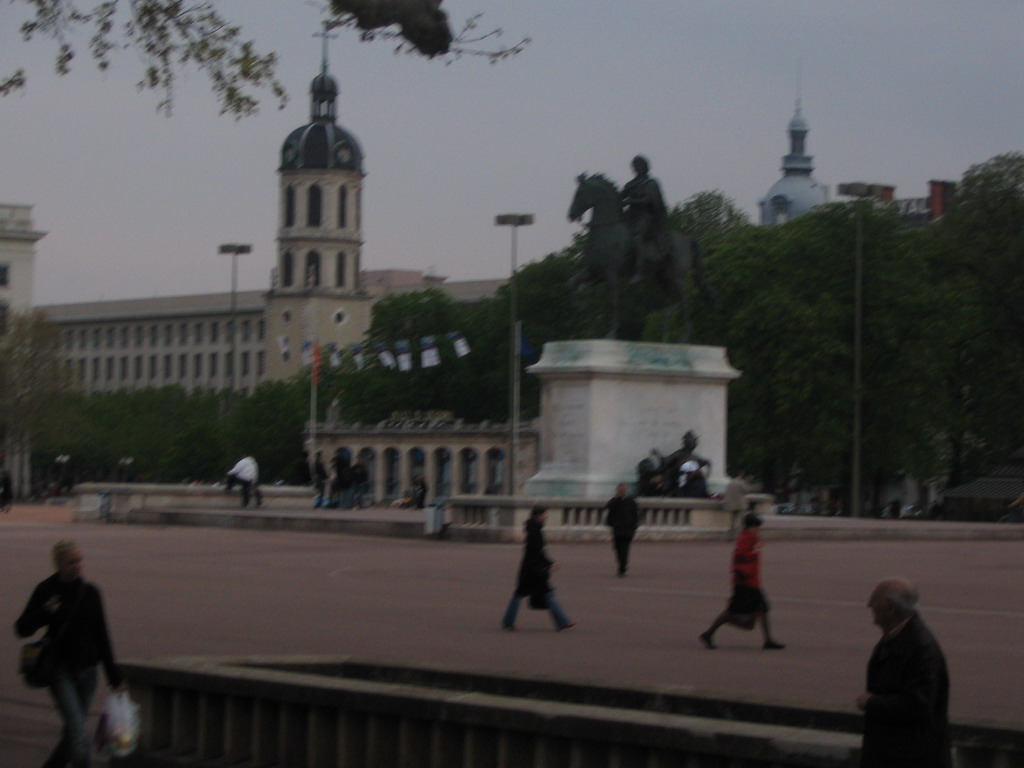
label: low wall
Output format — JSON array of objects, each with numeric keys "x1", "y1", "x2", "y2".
[
  {"x1": 115, "y1": 657, "x2": 1024, "y2": 768},
  {"x1": 72, "y1": 482, "x2": 314, "y2": 522},
  {"x1": 448, "y1": 494, "x2": 776, "y2": 542}
]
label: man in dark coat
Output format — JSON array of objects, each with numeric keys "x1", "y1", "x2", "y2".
[
  {"x1": 605, "y1": 483, "x2": 639, "y2": 576},
  {"x1": 856, "y1": 577, "x2": 951, "y2": 768}
]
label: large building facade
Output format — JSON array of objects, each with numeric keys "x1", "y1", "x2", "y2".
[{"x1": 36, "y1": 62, "x2": 501, "y2": 395}]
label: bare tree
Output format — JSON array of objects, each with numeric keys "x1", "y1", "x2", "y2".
[{"x1": 3, "y1": 1, "x2": 528, "y2": 117}]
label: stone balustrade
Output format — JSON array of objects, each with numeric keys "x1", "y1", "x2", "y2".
[{"x1": 116, "y1": 657, "x2": 1024, "y2": 768}]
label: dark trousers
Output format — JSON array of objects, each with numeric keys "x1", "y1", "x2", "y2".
[
  {"x1": 613, "y1": 534, "x2": 634, "y2": 574},
  {"x1": 45, "y1": 665, "x2": 97, "y2": 768}
]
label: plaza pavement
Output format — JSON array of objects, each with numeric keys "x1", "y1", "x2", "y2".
[{"x1": 2, "y1": 501, "x2": 1023, "y2": 766}]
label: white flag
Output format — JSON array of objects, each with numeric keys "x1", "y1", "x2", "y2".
[
  {"x1": 450, "y1": 331, "x2": 470, "y2": 357},
  {"x1": 421, "y1": 336, "x2": 440, "y2": 368},
  {"x1": 396, "y1": 340, "x2": 413, "y2": 372},
  {"x1": 277, "y1": 336, "x2": 290, "y2": 361}
]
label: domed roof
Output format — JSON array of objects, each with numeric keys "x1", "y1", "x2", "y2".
[
  {"x1": 760, "y1": 175, "x2": 829, "y2": 225},
  {"x1": 279, "y1": 68, "x2": 364, "y2": 173},
  {"x1": 759, "y1": 101, "x2": 827, "y2": 225}
]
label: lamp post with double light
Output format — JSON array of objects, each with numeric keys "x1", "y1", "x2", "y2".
[
  {"x1": 218, "y1": 244, "x2": 252, "y2": 396},
  {"x1": 494, "y1": 214, "x2": 534, "y2": 496},
  {"x1": 836, "y1": 183, "x2": 892, "y2": 518}
]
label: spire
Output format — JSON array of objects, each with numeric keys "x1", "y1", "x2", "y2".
[
  {"x1": 310, "y1": 25, "x2": 339, "y2": 122},
  {"x1": 782, "y1": 100, "x2": 813, "y2": 176}
]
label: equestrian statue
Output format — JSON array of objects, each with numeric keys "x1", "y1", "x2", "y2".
[{"x1": 567, "y1": 155, "x2": 717, "y2": 341}]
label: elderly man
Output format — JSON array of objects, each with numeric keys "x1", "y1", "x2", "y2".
[{"x1": 856, "y1": 578, "x2": 951, "y2": 768}]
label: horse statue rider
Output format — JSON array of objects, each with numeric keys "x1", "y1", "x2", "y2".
[{"x1": 621, "y1": 155, "x2": 672, "y2": 279}]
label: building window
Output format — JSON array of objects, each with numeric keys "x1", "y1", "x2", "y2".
[
  {"x1": 258, "y1": 351, "x2": 265, "y2": 376},
  {"x1": 0, "y1": 263, "x2": 8, "y2": 286},
  {"x1": 194, "y1": 323, "x2": 203, "y2": 343},
  {"x1": 307, "y1": 184, "x2": 322, "y2": 227},
  {"x1": 134, "y1": 356, "x2": 142, "y2": 380},
  {"x1": 105, "y1": 358, "x2": 114, "y2": 382},
  {"x1": 79, "y1": 329, "x2": 87, "y2": 348},
  {"x1": 335, "y1": 251, "x2": 346, "y2": 288},
  {"x1": 338, "y1": 186, "x2": 347, "y2": 228},
  {"x1": 91, "y1": 358, "x2": 100, "y2": 382},
  {"x1": 285, "y1": 185, "x2": 296, "y2": 227},
  {"x1": 179, "y1": 354, "x2": 187, "y2": 379},
  {"x1": 179, "y1": 323, "x2": 188, "y2": 345},
  {"x1": 241, "y1": 351, "x2": 250, "y2": 377},
  {"x1": 210, "y1": 353, "x2": 218, "y2": 378},
  {"x1": 258, "y1": 319, "x2": 265, "y2": 340},
  {"x1": 306, "y1": 251, "x2": 321, "y2": 287},
  {"x1": 241, "y1": 319, "x2": 250, "y2": 342},
  {"x1": 194, "y1": 353, "x2": 203, "y2": 377},
  {"x1": 106, "y1": 328, "x2": 115, "y2": 348},
  {"x1": 120, "y1": 327, "x2": 129, "y2": 347},
  {"x1": 163, "y1": 354, "x2": 172, "y2": 379},
  {"x1": 225, "y1": 353, "x2": 234, "y2": 377},
  {"x1": 150, "y1": 326, "x2": 158, "y2": 346},
  {"x1": 78, "y1": 358, "x2": 86, "y2": 380},
  {"x1": 135, "y1": 326, "x2": 143, "y2": 346},
  {"x1": 210, "y1": 322, "x2": 219, "y2": 343},
  {"x1": 164, "y1": 325, "x2": 172, "y2": 346},
  {"x1": 282, "y1": 251, "x2": 294, "y2": 287},
  {"x1": 93, "y1": 329, "x2": 101, "y2": 348},
  {"x1": 148, "y1": 355, "x2": 157, "y2": 380},
  {"x1": 120, "y1": 357, "x2": 128, "y2": 381}
]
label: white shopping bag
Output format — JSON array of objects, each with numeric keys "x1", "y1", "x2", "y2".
[{"x1": 95, "y1": 690, "x2": 140, "y2": 758}]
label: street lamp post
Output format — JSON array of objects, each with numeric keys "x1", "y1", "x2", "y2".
[
  {"x1": 837, "y1": 183, "x2": 891, "y2": 517},
  {"x1": 495, "y1": 214, "x2": 534, "y2": 496},
  {"x1": 218, "y1": 244, "x2": 252, "y2": 397}
]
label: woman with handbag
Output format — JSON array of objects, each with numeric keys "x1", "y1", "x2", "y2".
[
  {"x1": 15, "y1": 539, "x2": 125, "y2": 768},
  {"x1": 698, "y1": 513, "x2": 785, "y2": 651},
  {"x1": 501, "y1": 507, "x2": 576, "y2": 632}
]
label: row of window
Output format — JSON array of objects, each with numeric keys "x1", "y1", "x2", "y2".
[
  {"x1": 65, "y1": 318, "x2": 265, "y2": 351},
  {"x1": 284, "y1": 183, "x2": 359, "y2": 230},
  {"x1": 280, "y1": 250, "x2": 351, "y2": 289},
  {"x1": 77, "y1": 351, "x2": 265, "y2": 385}
]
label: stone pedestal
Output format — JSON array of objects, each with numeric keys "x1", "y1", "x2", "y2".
[{"x1": 522, "y1": 340, "x2": 740, "y2": 499}]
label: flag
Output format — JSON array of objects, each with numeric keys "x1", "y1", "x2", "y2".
[
  {"x1": 420, "y1": 336, "x2": 440, "y2": 368},
  {"x1": 327, "y1": 343, "x2": 342, "y2": 368},
  {"x1": 375, "y1": 343, "x2": 396, "y2": 369},
  {"x1": 301, "y1": 340, "x2": 314, "y2": 366},
  {"x1": 351, "y1": 343, "x2": 364, "y2": 370},
  {"x1": 519, "y1": 329, "x2": 537, "y2": 360},
  {"x1": 396, "y1": 340, "x2": 413, "y2": 372},
  {"x1": 450, "y1": 331, "x2": 471, "y2": 357},
  {"x1": 277, "y1": 336, "x2": 290, "y2": 362}
]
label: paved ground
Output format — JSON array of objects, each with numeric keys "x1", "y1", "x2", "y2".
[{"x1": 2, "y1": 502, "x2": 1023, "y2": 766}]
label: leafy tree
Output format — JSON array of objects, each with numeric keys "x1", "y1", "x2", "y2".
[
  {"x1": 4, "y1": 1, "x2": 528, "y2": 116},
  {"x1": 916, "y1": 152, "x2": 1024, "y2": 484},
  {"x1": 0, "y1": 311, "x2": 76, "y2": 493},
  {"x1": 705, "y1": 202, "x2": 939, "y2": 512},
  {"x1": 226, "y1": 379, "x2": 308, "y2": 482}
]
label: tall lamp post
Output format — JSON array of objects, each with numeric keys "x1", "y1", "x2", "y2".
[
  {"x1": 495, "y1": 214, "x2": 534, "y2": 496},
  {"x1": 218, "y1": 244, "x2": 252, "y2": 397},
  {"x1": 837, "y1": 183, "x2": 891, "y2": 518}
]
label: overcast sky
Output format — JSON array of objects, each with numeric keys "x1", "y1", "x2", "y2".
[{"x1": 3, "y1": 0, "x2": 1022, "y2": 306}]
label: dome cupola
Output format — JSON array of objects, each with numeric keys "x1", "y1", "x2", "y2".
[{"x1": 280, "y1": 62, "x2": 363, "y2": 173}]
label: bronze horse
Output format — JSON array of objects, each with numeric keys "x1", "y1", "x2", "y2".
[{"x1": 567, "y1": 173, "x2": 715, "y2": 341}]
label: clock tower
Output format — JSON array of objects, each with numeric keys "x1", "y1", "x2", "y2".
[{"x1": 265, "y1": 50, "x2": 372, "y2": 381}]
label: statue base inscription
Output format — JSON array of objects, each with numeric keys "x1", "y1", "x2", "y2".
[{"x1": 522, "y1": 340, "x2": 740, "y2": 499}]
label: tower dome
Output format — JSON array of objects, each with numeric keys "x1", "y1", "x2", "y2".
[
  {"x1": 280, "y1": 66, "x2": 364, "y2": 173},
  {"x1": 759, "y1": 102, "x2": 828, "y2": 225}
]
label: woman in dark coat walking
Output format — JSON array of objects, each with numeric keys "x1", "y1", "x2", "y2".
[{"x1": 501, "y1": 507, "x2": 575, "y2": 631}]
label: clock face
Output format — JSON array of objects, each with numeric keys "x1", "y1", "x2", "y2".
[
  {"x1": 283, "y1": 139, "x2": 298, "y2": 164},
  {"x1": 333, "y1": 141, "x2": 353, "y2": 165}
]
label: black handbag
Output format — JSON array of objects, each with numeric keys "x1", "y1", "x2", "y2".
[
  {"x1": 19, "y1": 638, "x2": 55, "y2": 688},
  {"x1": 18, "y1": 584, "x2": 84, "y2": 689}
]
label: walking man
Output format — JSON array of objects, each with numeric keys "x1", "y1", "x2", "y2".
[
  {"x1": 605, "y1": 483, "x2": 639, "y2": 576},
  {"x1": 856, "y1": 577, "x2": 951, "y2": 768}
]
